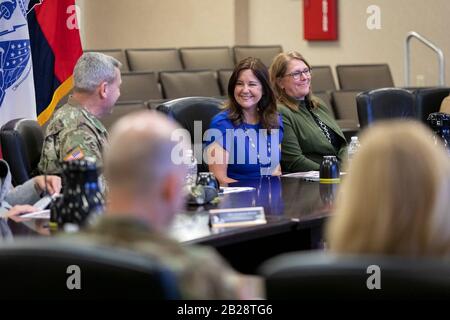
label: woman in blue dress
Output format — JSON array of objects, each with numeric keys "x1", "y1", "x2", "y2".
[{"x1": 206, "y1": 57, "x2": 283, "y2": 185}]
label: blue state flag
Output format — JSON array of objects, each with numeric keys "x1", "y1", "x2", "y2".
[{"x1": 0, "y1": 0, "x2": 36, "y2": 127}]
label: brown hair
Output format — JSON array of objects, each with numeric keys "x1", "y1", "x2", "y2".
[
  {"x1": 225, "y1": 57, "x2": 279, "y2": 131},
  {"x1": 269, "y1": 51, "x2": 318, "y2": 110}
]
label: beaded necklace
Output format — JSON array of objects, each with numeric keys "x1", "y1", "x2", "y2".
[{"x1": 241, "y1": 123, "x2": 272, "y2": 176}]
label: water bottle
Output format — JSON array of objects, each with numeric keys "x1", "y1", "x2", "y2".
[
  {"x1": 347, "y1": 136, "x2": 361, "y2": 164},
  {"x1": 185, "y1": 149, "x2": 198, "y2": 186},
  {"x1": 49, "y1": 160, "x2": 104, "y2": 234},
  {"x1": 319, "y1": 155, "x2": 340, "y2": 184},
  {"x1": 427, "y1": 112, "x2": 450, "y2": 153}
]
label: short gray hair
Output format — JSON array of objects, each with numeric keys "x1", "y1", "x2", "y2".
[{"x1": 73, "y1": 52, "x2": 122, "y2": 92}]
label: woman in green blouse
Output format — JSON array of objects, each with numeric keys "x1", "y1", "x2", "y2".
[{"x1": 269, "y1": 51, "x2": 347, "y2": 172}]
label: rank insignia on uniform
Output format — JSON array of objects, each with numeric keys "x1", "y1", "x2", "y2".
[{"x1": 64, "y1": 146, "x2": 85, "y2": 161}]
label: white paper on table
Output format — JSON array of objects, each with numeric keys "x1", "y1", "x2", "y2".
[
  {"x1": 282, "y1": 171, "x2": 347, "y2": 181},
  {"x1": 219, "y1": 187, "x2": 255, "y2": 194},
  {"x1": 20, "y1": 210, "x2": 50, "y2": 219},
  {"x1": 282, "y1": 171, "x2": 320, "y2": 181}
]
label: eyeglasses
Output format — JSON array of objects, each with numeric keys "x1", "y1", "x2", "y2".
[{"x1": 283, "y1": 68, "x2": 311, "y2": 80}]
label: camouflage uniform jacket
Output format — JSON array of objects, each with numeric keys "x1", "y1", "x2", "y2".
[
  {"x1": 38, "y1": 96, "x2": 108, "y2": 175},
  {"x1": 74, "y1": 216, "x2": 242, "y2": 299}
]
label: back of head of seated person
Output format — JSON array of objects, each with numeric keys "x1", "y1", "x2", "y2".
[
  {"x1": 269, "y1": 51, "x2": 347, "y2": 173},
  {"x1": 326, "y1": 120, "x2": 450, "y2": 257},
  {"x1": 439, "y1": 94, "x2": 450, "y2": 114},
  {"x1": 38, "y1": 52, "x2": 122, "y2": 177},
  {"x1": 75, "y1": 111, "x2": 259, "y2": 299}
]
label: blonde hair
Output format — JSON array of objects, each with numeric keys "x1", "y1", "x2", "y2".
[
  {"x1": 269, "y1": 51, "x2": 318, "y2": 110},
  {"x1": 327, "y1": 120, "x2": 450, "y2": 257}
]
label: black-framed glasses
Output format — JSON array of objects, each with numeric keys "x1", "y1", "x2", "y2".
[{"x1": 283, "y1": 68, "x2": 311, "y2": 80}]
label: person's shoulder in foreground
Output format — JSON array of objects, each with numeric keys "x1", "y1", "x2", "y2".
[{"x1": 71, "y1": 110, "x2": 261, "y2": 299}]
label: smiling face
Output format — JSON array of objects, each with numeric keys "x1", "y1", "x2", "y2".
[
  {"x1": 234, "y1": 69, "x2": 263, "y2": 112},
  {"x1": 278, "y1": 59, "x2": 311, "y2": 99}
]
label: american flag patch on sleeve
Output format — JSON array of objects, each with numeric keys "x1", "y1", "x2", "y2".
[{"x1": 64, "y1": 146, "x2": 85, "y2": 161}]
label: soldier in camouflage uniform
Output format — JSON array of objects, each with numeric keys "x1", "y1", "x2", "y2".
[
  {"x1": 38, "y1": 52, "x2": 122, "y2": 178},
  {"x1": 75, "y1": 111, "x2": 260, "y2": 299}
]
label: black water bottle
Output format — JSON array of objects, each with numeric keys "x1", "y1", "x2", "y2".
[
  {"x1": 319, "y1": 155, "x2": 340, "y2": 184},
  {"x1": 49, "y1": 160, "x2": 104, "y2": 233}
]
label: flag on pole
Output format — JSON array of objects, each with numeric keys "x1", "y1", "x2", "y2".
[
  {"x1": 0, "y1": 0, "x2": 37, "y2": 128},
  {"x1": 28, "y1": 0, "x2": 82, "y2": 125}
]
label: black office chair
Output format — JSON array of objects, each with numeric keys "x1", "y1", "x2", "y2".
[
  {"x1": 356, "y1": 88, "x2": 416, "y2": 128},
  {"x1": 260, "y1": 251, "x2": 450, "y2": 300},
  {"x1": 0, "y1": 118, "x2": 44, "y2": 186},
  {"x1": 0, "y1": 238, "x2": 181, "y2": 300},
  {"x1": 414, "y1": 87, "x2": 450, "y2": 122},
  {"x1": 157, "y1": 97, "x2": 224, "y2": 172}
]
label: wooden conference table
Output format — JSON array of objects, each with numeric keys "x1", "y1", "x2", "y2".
[{"x1": 11, "y1": 176, "x2": 337, "y2": 273}]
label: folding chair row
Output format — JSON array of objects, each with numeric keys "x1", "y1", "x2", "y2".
[
  {"x1": 86, "y1": 45, "x2": 283, "y2": 73},
  {"x1": 122, "y1": 63, "x2": 390, "y2": 101},
  {"x1": 311, "y1": 64, "x2": 394, "y2": 92},
  {"x1": 118, "y1": 69, "x2": 234, "y2": 101}
]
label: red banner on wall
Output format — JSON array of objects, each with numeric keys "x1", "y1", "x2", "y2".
[{"x1": 304, "y1": 0, "x2": 338, "y2": 41}]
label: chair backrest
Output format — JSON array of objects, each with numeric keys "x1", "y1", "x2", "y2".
[
  {"x1": 84, "y1": 49, "x2": 129, "y2": 71},
  {"x1": 180, "y1": 47, "x2": 234, "y2": 70},
  {"x1": 260, "y1": 251, "x2": 450, "y2": 300},
  {"x1": 217, "y1": 69, "x2": 233, "y2": 96},
  {"x1": 0, "y1": 118, "x2": 43, "y2": 186},
  {"x1": 0, "y1": 239, "x2": 180, "y2": 299},
  {"x1": 311, "y1": 65, "x2": 337, "y2": 91},
  {"x1": 233, "y1": 45, "x2": 282, "y2": 67},
  {"x1": 125, "y1": 48, "x2": 183, "y2": 73},
  {"x1": 413, "y1": 87, "x2": 450, "y2": 122},
  {"x1": 100, "y1": 101, "x2": 148, "y2": 130},
  {"x1": 156, "y1": 97, "x2": 224, "y2": 172},
  {"x1": 159, "y1": 70, "x2": 221, "y2": 99},
  {"x1": 356, "y1": 88, "x2": 415, "y2": 128},
  {"x1": 313, "y1": 91, "x2": 335, "y2": 118},
  {"x1": 331, "y1": 90, "x2": 360, "y2": 122},
  {"x1": 119, "y1": 72, "x2": 162, "y2": 102},
  {"x1": 146, "y1": 98, "x2": 169, "y2": 110},
  {"x1": 336, "y1": 64, "x2": 394, "y2": 91},
  {"x1": 330, "y1": 90, "x2": 361, "y2": 138}
]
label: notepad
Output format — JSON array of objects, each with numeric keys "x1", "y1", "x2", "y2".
[
  {"x1": 282, "y1": 171, "x2": 320, "y2": 181},
  {"x1": 219, "y1": 187, "x2": 255, "y2": 195},
  {"x1": 20, "y1": 209, "x2": 50, "y2": 219},
  {"x1": 283, "y1": 171, "x2": 346, "y2": 181},
  {"x1": 209, "y1": 207, "x2": 266, "y2": 228}
]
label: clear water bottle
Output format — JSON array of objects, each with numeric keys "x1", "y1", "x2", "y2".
[
  {"x1": 347, "y1": 136, "x2": 361, "y2": 164},
  {"x1": 185, "y1": 149, "x2": 198, "y2": 186}
]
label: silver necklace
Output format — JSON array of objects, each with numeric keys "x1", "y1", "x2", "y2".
[{"x1": 242, "y1": 123, "x2": 272, "y2": 176}]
